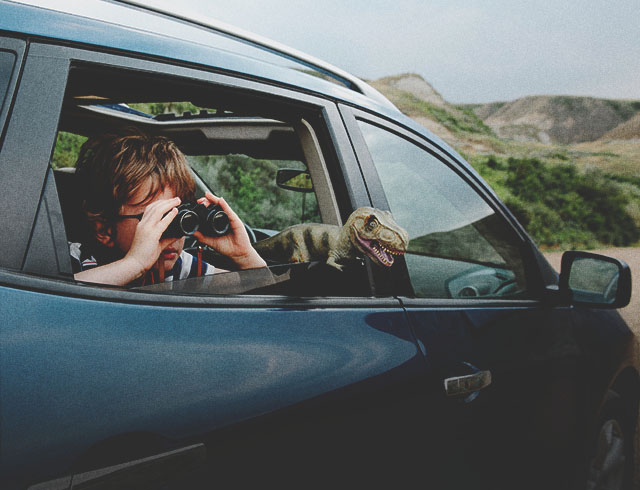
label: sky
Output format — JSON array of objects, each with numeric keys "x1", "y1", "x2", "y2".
[{"x1": 139, "y1": 0, "x2": 639, "y2": 104}]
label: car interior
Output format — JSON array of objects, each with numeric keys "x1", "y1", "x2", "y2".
[{"x1": 51, "y1": 65, "x2": 372, "y2": 296}]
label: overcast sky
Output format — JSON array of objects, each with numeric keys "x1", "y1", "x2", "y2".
[{"x1": 141, "y1": 0, "x2": 639, "y2": 104}]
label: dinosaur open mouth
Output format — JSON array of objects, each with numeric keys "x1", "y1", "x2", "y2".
[{"x1": 355, "y1": 235, "x2": 404, "y2": 267}]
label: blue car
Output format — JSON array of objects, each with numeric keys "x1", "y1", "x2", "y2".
[{"x1": 0, "y1": 1, "x2": 636, "y2": 489}]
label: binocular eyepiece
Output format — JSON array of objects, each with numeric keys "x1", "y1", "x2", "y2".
[{"x1": 162, "y1": 202, "x2": 231, "y2": 239}]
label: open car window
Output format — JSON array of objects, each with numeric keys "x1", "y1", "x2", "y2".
[
  {"x1": 187, "y1": 153, "x2": 321, "y2": 237},
  {"x1": 50, "y1": 63, "x2": 372, "y2": 297}
]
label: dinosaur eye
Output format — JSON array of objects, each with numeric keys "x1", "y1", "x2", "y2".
[{"x1": 365, "y1": 216, "x2": 378, "y2": 231}]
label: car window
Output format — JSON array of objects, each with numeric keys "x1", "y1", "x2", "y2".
[
  {"x1": 0, "y1": 50, "x2": 16, "y2": 116},
  {"x1": 357, "y1": 120, "x2": 530, "y2": 299},
  {"x1": 48, "y1": 64, "x2": 370, "y2": 296}
]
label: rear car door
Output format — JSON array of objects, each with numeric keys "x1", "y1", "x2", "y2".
[
  {"x1": 0, "y1": 41, "x2": 426, "y2": 489},
  {"x1": 342, "y1": 106, "x2": 589, "y2": 489}
]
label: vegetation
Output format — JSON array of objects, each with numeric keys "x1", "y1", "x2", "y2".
[
  {"x1": 189, "y1": 154, "x2": 320, "y2": 230},
  {"x1": 51, "y1": 132, "x2": 86, "y2": 169},
  {"x1": 392, "y1": 92, "x2": 495, "y2": 136},
  {"x1": 129, "y1": 101, "x2": 207, "y2": 116},
  {"x1": 604, "y1": 99, "x2": 640, "y2": 119},
  {"x1": 51, "y1": 96, "x2": 640, "y2": 250},
  {"x1": 373, "y1": 77, "x2": 640, "y2": 250},
  {"x1": 470, "y1": 154, "x2": 640, "y2": 249}
]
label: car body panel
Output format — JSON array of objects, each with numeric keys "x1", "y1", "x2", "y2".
[
  {"x1": 0, "y1": 1, "x2": 394, "y2": 115},
  {"x1": 337, "y1": 101, "x2": 637, "y2": 487},
  {"x1": 0, "y1": 279, "x2": 426, "y2": 487},
  {"x1": 0, "y1": 0, "x2": 476, "y2": 177},
  {"x1": 0, "y1": 1, "x2": 636, "y2": 489}
]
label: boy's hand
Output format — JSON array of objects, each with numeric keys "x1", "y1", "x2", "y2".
[
  {"x1": 125, "y1": 197, "x2": 182, "y2": 273},
  {"x1": 192, "y1": 192, "x2": 266, "y2": 269}
]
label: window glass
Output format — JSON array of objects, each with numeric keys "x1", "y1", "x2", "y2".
[
  {"x1": 0, "y1": 50, "x2": 16, "y2": 117},
  {"x1": 358, "y1": 120, "x2": 529, "y2": 299}
]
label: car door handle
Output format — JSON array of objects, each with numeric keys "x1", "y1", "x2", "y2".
[{"x1": 444, "y1": 369, "x2": 492, "y2": 397}]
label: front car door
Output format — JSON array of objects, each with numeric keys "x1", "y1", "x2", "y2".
[
  {"x1": 0, "y1": 41, "x2": 426, "y2": 488},
  {"x1": 342, "y1": 106, "x2": 590, "y2": 489}
]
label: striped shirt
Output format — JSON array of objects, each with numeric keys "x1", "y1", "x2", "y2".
[{"x1": 69, "y1": 242, "x2": 214, "y2": 283}]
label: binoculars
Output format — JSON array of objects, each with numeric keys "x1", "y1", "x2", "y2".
[{"x1": 162, "y1": 202, "x2": 230, "y2": 239}]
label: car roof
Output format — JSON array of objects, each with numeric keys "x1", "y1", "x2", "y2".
[
  {"x1": 0, "y1": 0, "x2": 473, "y2": 174},
  {"x1": 1, "y1": 0, "x2": 397, "y2": 111}
]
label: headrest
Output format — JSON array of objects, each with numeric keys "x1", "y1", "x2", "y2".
[{"x1": 54, "y1": 168, "x2": 90, "y2": 243}]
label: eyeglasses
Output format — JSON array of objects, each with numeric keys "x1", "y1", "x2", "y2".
[{"x1": 116, "y1": 213, "x2": 144, "y2": 221}]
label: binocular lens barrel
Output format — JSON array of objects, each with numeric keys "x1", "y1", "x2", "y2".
[
  {"x1": 161, "y1": 202, "x2": 230, "y2": 239},
  {"x1": 207, "y1": 210, "x2": 230, "y2": 236},
  {"x1": 178, "y1": 210, "x2": 200, "y2": 235}
]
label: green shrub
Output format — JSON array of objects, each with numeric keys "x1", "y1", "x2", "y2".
[
  {"x1": 501, "y1": 156, "x2": 639, "y2": 248},
  {"x1": 189, "y1": 154, "x2": 321, "y2": 230},
  {"x1": 51, "y1": 132, "x2": 87, "y2": 169}
]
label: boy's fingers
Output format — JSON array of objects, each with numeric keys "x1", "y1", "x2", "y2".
[
  {"x1": 159, "y1": 207, "x2": 179, "y2": 226},
  {"x1": 201, "y1": 193, "x2": 240, "y2": 226},
  {"x1": 198, "y1": 194, "x2": 215, "y2": 205},
  {"x1": 215, "y1": 196, "x2": 240, "y2": 223},
  {"x1": 204, "y1": 191, "x2": 219, "y2": 203},
  {"x1": 142, "y1": 197, "x2": 181, "y2": 221},
  {"x1": 201, "y1": 193, "x2": 238, "y2": 218}
]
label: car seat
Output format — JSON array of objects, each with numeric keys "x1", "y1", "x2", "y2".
[{"x1": 53, "y1": 167, "x2": 90, "y2": 244}]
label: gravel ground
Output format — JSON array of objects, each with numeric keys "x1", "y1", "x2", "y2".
[{"x1": 545, "y1": 248, "x2": 639, "y2": 488}]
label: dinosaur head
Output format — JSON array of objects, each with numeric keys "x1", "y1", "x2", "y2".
[{"x1": 347, "y1": 207, "x2": 409, "y2": 267}]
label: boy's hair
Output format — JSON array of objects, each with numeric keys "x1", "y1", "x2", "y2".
[{"x1": 75, "y1": 128, "x2": 195, "y2": 228}]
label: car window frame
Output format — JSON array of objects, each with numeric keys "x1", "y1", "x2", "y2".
[
  {"x1": 1, "y1": 41, "x2": 400, "y2": 304},
  {"x1": 0, "y1": 37, "x2": 67, "y2": 272},
  {"x1": 339, "y1": 104, "x2": 547, "y2": 304},
  {"x1": 0, "y1": 37, "x2": 25, "y2": 148}
]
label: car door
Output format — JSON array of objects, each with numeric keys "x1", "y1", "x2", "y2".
[
  {"x1": 0, "y1": 42, "x2": 427, "y2": 489},
  {"x1": 342, "y1": 107, "x2": 589, "y2": 489}
]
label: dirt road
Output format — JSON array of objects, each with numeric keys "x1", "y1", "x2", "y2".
[{"x1": 545, "y1": 248, "x2": 639, "y2": 488}]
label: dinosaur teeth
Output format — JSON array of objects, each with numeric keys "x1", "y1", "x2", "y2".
[
  {"x1": 371, "y1": 242, "x2": 394, "y2": 266},
  {"x1": 380, "y1": 244, "x2": 405, "y2": 256}
]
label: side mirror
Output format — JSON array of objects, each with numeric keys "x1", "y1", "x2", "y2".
[
  {"x1": 276, "y1": 169, "x2": 313, "y2": 193},
  {"x1": 559, "y1": 251, "x2": 631, "y2": 308}
]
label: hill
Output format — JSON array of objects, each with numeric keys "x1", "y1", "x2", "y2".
[
  {"x1": 475, "y1": 96, "x2": 640, "y2": 144},
  {"x1": 602, "y1": 112, "x2": 640, "y2": 140},
  {"x1": 371, "y1": 74, "x2": 640, "y2": 250},
  {"x1": 369, "y1": 74, "x2": 498, "y2": 154}
]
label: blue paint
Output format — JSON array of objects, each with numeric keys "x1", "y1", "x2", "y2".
[{"x1": 0, "y1": 286, "x2": 419, "y2": 484}]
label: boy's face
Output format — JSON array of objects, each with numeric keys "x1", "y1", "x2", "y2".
[{"x1": 114, "y1": 180, "x2": 186, "y2": 272}]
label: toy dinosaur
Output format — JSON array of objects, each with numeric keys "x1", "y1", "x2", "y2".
[{"x1": 253, "y1": 207, "x2": 409, "y2": 270}]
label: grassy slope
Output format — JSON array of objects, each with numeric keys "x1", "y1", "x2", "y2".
[
  {"x1": 374, "y1": 80, "x2": 640, "y2": 250},
  {"x1": 51, "y1": 92, "x2": 640, "y2": 250}
]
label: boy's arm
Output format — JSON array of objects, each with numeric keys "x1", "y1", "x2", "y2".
[
  {"x1": 74, "y1": 256, "x2": 147, "y2": 285},
  {"x1": 193, "y1": 192, "x2": 267, "y2": 270},
  {"x1": 75, "y1": 197, "x2": 181, "y2": 286}
]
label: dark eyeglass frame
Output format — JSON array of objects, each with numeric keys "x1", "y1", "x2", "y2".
[{"x1": 116, "y1": 213, "x2": 144, "y2": 221}]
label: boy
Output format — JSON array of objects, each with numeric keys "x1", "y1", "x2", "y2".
[{"x1": 70, "y1": 129, "x2": 266, "y2": 286}]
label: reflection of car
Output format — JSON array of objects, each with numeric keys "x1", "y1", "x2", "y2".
[{"x1": 0, "y1": 1, "x2": 636, "y2": 489}]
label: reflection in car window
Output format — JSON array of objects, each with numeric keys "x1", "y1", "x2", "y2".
[{"x1": 358, "y1": 120, "x2": 529, "y2": 299}]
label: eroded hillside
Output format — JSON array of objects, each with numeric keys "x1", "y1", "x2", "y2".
[
  {"x1": 371, "y1": 74, "x2": 640, "y2": 249},
  {"x1": 478, "y1": 96, "x2": 640, "y2": 144}
]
